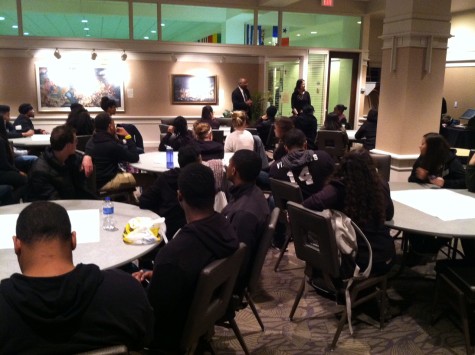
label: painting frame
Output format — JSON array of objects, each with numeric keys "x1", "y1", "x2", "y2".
[
  {"x1": 35, "y1": 63, "x2": 125, "y2": 112},
  {"x1": 171, "y1": 74, "x2": 218, "y2": 105}
]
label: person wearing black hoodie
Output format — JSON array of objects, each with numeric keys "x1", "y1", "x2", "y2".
[
  {"x1": 13, "y1": 103, "x2": 47, "y2": 135},
  {"x1": 269, "y1": 128, "x2": 335, "y2": 199},
  {"x1": 133, "y1": 163, "x2": 239, "y2": 353},
  {"x1": 355, "y1": 108, "x2": 378, "y2": 150},
  {"x1": 0, "y1": 201, "x2": 154, "y2": 354}
]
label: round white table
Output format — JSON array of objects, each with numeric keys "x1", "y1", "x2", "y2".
[
  {"x1": 387, "y1": 182, "x2": 475, "y2": 238},
  {"x1": 130, "y1": 151, "x2": 234, "y2": 173},
  {"x1": 8, "y1": 134, "x2": 51, "y2": 148},
  {"x1": 0, "y1": 200, "x2": 162, "y2": 281}
]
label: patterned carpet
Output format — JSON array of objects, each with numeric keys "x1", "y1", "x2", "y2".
[{"x1": 211, "y1": 244, "x2": 469, "y2": 354}]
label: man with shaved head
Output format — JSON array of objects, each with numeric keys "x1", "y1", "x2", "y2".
[{"x1": 231, "y1": 77, "x2": 253, "y2": 119}]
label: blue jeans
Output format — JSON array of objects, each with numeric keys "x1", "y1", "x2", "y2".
[{"x1": 14, "y1": 155, "x2": 38, "y2": 173}]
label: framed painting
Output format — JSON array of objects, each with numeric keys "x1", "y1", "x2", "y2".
[
  {"x1": 171, "y1": 74, "x2": 217, "y2": 105},
  {"x1": 36, "y1": 64, "x2": 125, "y2": 112}
]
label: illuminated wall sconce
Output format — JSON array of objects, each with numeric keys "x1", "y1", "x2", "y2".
[
  {"x1": 54, "y1": 48, "x2": 61, "y2": 59},
  {"x1": 121, "y1": 50, "x2": 127, "y2": 61},
  {"x1": 171, "y1": 53, "x2": 177, "y2": 62},
  {"x1": 91, "y1": 49, "x2": 97, "y2": 60}
]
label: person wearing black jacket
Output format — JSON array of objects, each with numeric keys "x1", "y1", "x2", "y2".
[
  {"x1": 27, "y1": 125, "x2": 96, "y2": 201},
  {"x1": 0, "y1": 201, "x2": 153, "y2": 354},
  {"x1": 192, "y1": 121, "x2": 224, "y2": 161},
  {"x1": 158, "y1": 116, "x2": 193, "y2": 152},
  {"x1": 294, "y1": 104, "x2": 318, "y2": 150},
  {"x1": 133, "y1": 163, "x2": 239, "y2": 353},
  {"x1": 231, "y1": 77, "x2": 252, "y2": 118},
  {"x1": 85, "y1": 113, "x2": 139, "y2": 190},
  {"x1": 13, "y1": 103, "x2": 47, "y2": 135},
  {"x1": 355, "y1": 108, "x2": 378, "y2": 150}
]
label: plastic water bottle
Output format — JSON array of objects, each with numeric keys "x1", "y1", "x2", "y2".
[
  {"x1": 102, "y1": 197, "x2": 117, "y2": 231},
  {"x1": 166, "y1": 146, "x2": 174, "y2": 169}
]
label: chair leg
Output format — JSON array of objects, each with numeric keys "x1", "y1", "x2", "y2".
[
  {"x1": 331, "y1": 308, "x2": 348, "y2": 350},
  {"x1": 245, "y1": 291, "x2": 264, "y2": 331},
  {"x1": 379, "y1": 278, "x2": 388, "y2": 329},
  {"x1": 229, "y1": 318, "x2": 250, "y2": 355},
  {"x1": 274, "y1": 233, "x2": 292, "y2": 272},
  {"x1": 456, "y1": 293, "x2": 472, "y2": 355},
  {"x1": 289, "y1": 277, "x2": 306, "y2": 321}
]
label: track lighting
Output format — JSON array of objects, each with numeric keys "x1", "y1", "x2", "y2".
[
  {"x1": 91, "y1": 49, "x2": 97, "y2": 60},
  {"x1": 121, "y1": 50, "x2": 127, "y2": 61},
  {"x1": 54, "y1": 48, "x2": 61, "y2": 59}
]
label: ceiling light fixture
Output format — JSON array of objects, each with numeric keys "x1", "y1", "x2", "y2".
[
  {"x1": 121, "y1": 50, "x2": 127, "y2": 61},
  {"x1": 91, "y1": 49, "x2": 97, "y2": 60},
  {"x1": 54, "y1": 48, "x2": 61, "y2": 59},
  {"x1": 81, "y1": 19, "x2": 88, "y2": 23}
]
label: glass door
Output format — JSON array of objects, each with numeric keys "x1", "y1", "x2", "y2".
[{"x1": 266, "y1": 59, "x2": 300, "y2": 117}]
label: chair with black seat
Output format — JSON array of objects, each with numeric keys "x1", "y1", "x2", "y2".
[
  {"x1": 370, "y1": 153, "x2": 391, "y2": 182},
  {"x1": 265, "y1": 124, "x2": 276, "y2": 151},
  {"x1": 76, "y1": 135, "x2": 92, "y2": 153},
  {"x1": 160, "y1": 118, "x2": 175, "y2": 125},
  {"x1": 76, "y1": 345, "x2": 128, "y2": 355},
  {"x1": 286, "y1": 202, "x2": 388, "y2": 350},
  {"x1": 316, "y1": 130, "x2": 348, "y2": 162},
  {"x1": 180, "y1": 243, "x2": 247, "y2": 355},
  {"x1": 432, "y1": 259, "x2": 475, "y2": 355},
  {"x1": 270, "y1": 178, "x2": 303, "y2": 271},
  {"x1": 217, "y1": 116, "x2": 232, "y2": 127},
  {"x1": 246, "y1": 127, "x2": 257, "y2": 135},
  {"x1": 211, "y1": 129, "x2": 224, "y2": 143},
  {"x1": 159, "y1": 124, "x2": 169, "y2": 134}
]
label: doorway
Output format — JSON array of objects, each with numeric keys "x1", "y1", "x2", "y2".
[{"x1": 266, "y1": 59, "x2": 300, "y2": 117}]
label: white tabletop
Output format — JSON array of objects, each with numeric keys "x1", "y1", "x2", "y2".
[
  {"x1": 8, "y1": 134, "x2": 51, "y2": 147},
  {"x1": 346, "y1": 129, "x2": 357, "y2": 141},
  {"x1": 0, "y1": 200, "x2": 162, "y2": 281},
  {"x1": 130, "y1": 151, "x2": 234, "y2": 173},
  {"x1": 386, "y1": 182, "x2": 475, "y2": 238}
]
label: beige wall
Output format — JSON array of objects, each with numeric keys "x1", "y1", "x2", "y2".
[{"x1": 443, "y1": 67, "x2": 475, "y2": 118}]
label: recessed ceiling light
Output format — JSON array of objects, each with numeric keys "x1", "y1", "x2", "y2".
[
  {"x1": 82, "y1": 19, "x2": 88, "y2": 23},
  {"x1": 23, "y1": 32, "x2": 29, "y2": 35},
  {"x1": 311, "y1": 31, "x2": 317, "y2": 34},
  {"x1": 0, "y1": 17, "x2": 5, "y2": 21},
  {"x1": 12, "y1": 25, "x2": 18, "y2": 29},
  {"x1": 296, "y1": 34, "x2": 301, "y2": 37},
  {"x1": 151, "y1": 30, "x2": 157, "y2": 34},
  {"x1": 144, "y1": 36, "x2": 149, "y2": 39},
  {"x1": 161, "y1": 23, "x2": 165, "y2": 27},
  {"x1": 84, "y1": 27, "x2": 89, "y2": 31}
]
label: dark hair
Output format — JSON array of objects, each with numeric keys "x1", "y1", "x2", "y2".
[
  {"x1": 294, "y1": 79, "x2": 304, "y2": 92},
  {"x1": 266, "y1": 105, "x2": 277, "y2": 119},
  {"x1": 178, "y1": 145, "x2": 200, "y2": 168},
  {"x1": 178, "y1": 162, "x2": 215, "y2": 210},
  {"x1": 100, "y1": 97, "x2": 116, "y2": 112},
  {"x1": 0, "y1": 105, "x2": 10, "y2": 114},
  {"x1": 201, "y1": 105, "x2": 213, "y2": 120},
  {"x1": 16, "y1": 201, "x2": 72, "y2": 244},
  {"x1": 336, "y1": 148, "x2": 385, "y2": 226},
  {"x1": 335, "y1": 104, "x2": 347, "y2": 111},
  {"x1": 50, "y1": 125, "x2": 75, "y2": 151},
  {"x1": 421, "y1": 132, "x2": 451, "y2": 174},
  {"x1": 231, "y1": 150, "x2": 261, "y2": 182},
  {"x1": 323, "y1": 112, "x2": 342, "y2": 130},
  {"x1": 283, "y1": 128, "x2": 307, "y2": 149},
  {"x1": 66, "y1": 110, "x2": 94, "y2": 135},
  {"x1": 302, "y1": 105, "x2": 314, "y2": 115},
  {"x1": 367, "y1": 109, "x2": 378, "y2": 123},
  {"x1": 173, "y1": 116, "x2": 188, "y2": 136},
  {"x1": 0, "y1": 115, "x2": 8, "y2": 141},
  {"x1": 94, "y1": 112, "x2": 112, "y2": 131},
  {"x1": 275, "y1": 117, "x2": 294, "y2": 133},
  {"x1": 18, "y1": 103, "x2": 33, "y2": 115},
  {"x1": 70, "y1": 103, "x2": 84, "y2": 113}
]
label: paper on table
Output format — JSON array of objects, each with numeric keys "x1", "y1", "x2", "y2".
[
  {"x1": 30, "y1": 134, "x2": 51, "y2": 141},
  {"x1": 391, "y1": 189, "x2": 475, "y2": 221},
  {"x1": 0, "y1": 209, "x2": 100, "y2": 250}
]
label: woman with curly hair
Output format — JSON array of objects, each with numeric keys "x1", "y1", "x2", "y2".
[{"x1": 303, "y1": 148, "x2": 395, "y2": 275}]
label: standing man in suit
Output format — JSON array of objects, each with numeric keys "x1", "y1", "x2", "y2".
[{"x1": 231, "y1": 78, "x2": 253, "y2": 119}]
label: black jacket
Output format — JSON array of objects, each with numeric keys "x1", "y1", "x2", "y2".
[
  {"x1": 269, "y1": 149, "x2": 335, "y2": 199},
  {"x1": 85, "y1": 131, "x2": 139, "y2": 188},
  {"x1": 13, "y1": 114, "x2": 42, "y2": 134},
  {"x1": 139, "y1": 168, "x2": 185, "y2": 239},
  {"x1": 193, "y1": 139, "x2": 224, "y2": 161},
  {"x1": 355, "y1": 119, "x2": 378, "y2": 150},
  {"x1": 0, "y1": 264, "x2": 154, "y2": 354},
  {"x1": 408, "y1": 151, "x2": 466, "y2": 189},
  {"x1": 148, "y1": 213, "x2": 238, "y2": 352},
  {"x1": 158, "y1": 131, "x2": 193, "y2": 152},
  {"x1": 0, "y1": 136, "x2": 17, "y2": 172},
  {"x1": 294, "y1": 113, "x2": 318, "y2": 150},
  {"x1": 231, "y1": 87, "x2": 251, "y2": 116},
  {"x1": 5, "y1": 121, "x2": 23, "y2": 139},
  {"x1": 26, "y1": 147, "x2": 97, "y2": 201}
]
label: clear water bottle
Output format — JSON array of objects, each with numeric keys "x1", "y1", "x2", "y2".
[
  {"x1": 166, "y1": 145, "x2": 174, "y2": 169},
  {"x1": 102, "y1": 197, "x2": 117, "y2": 231}
]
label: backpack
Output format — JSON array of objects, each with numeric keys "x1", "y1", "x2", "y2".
[{"x1": 325, "y1": 209, "x2": 373, "y2": 334}]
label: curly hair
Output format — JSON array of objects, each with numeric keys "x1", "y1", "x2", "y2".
[{"x1": 336, "y1": 149, "x2": 385, "y2": 226}]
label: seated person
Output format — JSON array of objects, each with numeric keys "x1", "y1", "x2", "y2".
[
  {"x1": 333, "y1": 104, "x2": 351, "y2": 129},
  {"x1": 85, "y1": 113, "x2": 139, "y2": 191},
  {"x1": 408, "y1": 132, "x2": 465, "y2": 189},
  {"x1": 355, "y1": 108, "x2": 378, "y2": 150},
  {"x1": 256, "y1": 105, "x2": 277, "y2": 144},
  {"x1": 139, "y1": 145, "x2": 201, "y2": 239},
  {"x1": 321, "y1": 112, "x2": 349, "y2": 146},
  {"x1": 65, "y1": 106, "x2": 94, "y2": 136},
  {"x1": 158, "y1": 116, "x2": 193, "y2": 152},
  {"x1": 303, "y1": 148, "x2": 395, "y2": 276},
  {"x1": 0, "y1": 201, "x2": 153, "y2": 353},
  {"x1": 133, "y1": 163, "x2": 239, "y2": 353},
  {"x1": 192, "y1": 122, "x2": 224, "y2": 161},
  {"x1": 273, "y1": 117, "x2": 294, "y2": 161},
  {"x1": 269, "y1": 128, "x2": 335, "y2": 199},
  {"x1": 197, "y1": 105, "x2": 220, "y2": 129},
  {"x1": 224, "y1": 111, "x2": 254, "y2": 152},
  {"x1": 467, "y1": 152, "x2": 475, "y2": 193},
  {"x1": 0, "y1": 185, "x2": 13, "y2": 206},
  {"x1": 27, "y1": 125, "x2": 96, "y2": 201},
  {"x1": 294, "y1": 104, "x2": 318, "y2": 150},
  {"x1": 222, "y1": 150, "x2": 270, "y2": 292},
  {"x1": 13, "y1": 103, "x2": 47, "y2": 135},
  {"x1": 1, "y1": 104, "x2": 34, "y2": 138}
]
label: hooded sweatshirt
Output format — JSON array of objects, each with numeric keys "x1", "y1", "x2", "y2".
[
  {"x1": 269, "y1": 149, "x2": 335, "y2": 199},
  {"x1": 148, "y1": 212, "x2": 239, "y2": 352},
  {"x1": 0, "y1": 264, "x2": 153, "y2": 354}
]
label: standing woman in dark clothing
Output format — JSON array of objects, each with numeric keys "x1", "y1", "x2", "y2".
[
  {"x1": 408, "y1": 132, "x2": 465, "y2": 189},
  {"x1": 303, "y1": 148, "x2": 395, "y2": 275},
  {"x1": 197, "y1": 105, "x2": 220, "y2": 129},
  {"x1": 355, "y1": 108, "x2": 378, "y2": 150},
  {"x1": 291, "y1": 79, "x2": 311, "y2": 117},
  {"x1": 159, "y1": 116, "x2": 193, "y2": 151},
  {"x1": 0, "y1": 118, "x2": 27, "y2": 202}
]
